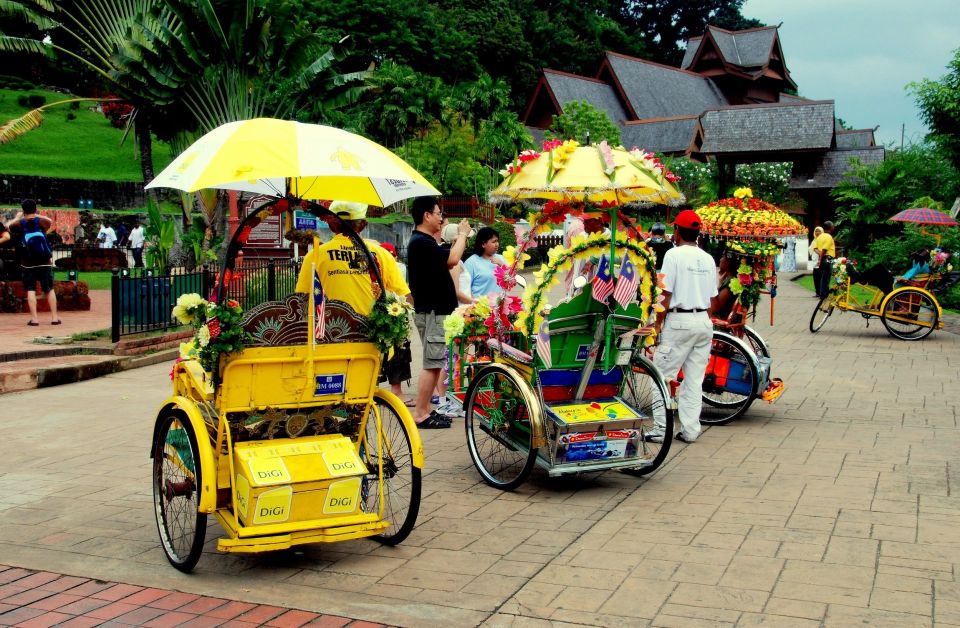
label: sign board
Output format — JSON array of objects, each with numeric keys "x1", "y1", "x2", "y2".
[
  {"x1": 548, "y1": 400, "x2": 639, "y2": 424},
  {"x1": 315, "y1": 373, "x2": 346, "y2": 396},
  {"x1": 294, "y1": 210, "x2": 318, "y2": 231},
  {"x1": 243, "y1": 195, "x2": 283, "y2": 248}
]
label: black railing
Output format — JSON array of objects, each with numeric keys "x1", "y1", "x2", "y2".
[{"x1": 110, "y1": 258, "x2": 303, "y2": 341}]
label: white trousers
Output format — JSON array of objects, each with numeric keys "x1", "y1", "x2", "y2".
[{"x1": 653, "y1": 312, "x2": 714, "y2": 439}]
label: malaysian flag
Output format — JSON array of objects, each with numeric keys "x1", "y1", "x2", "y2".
[
  {"x1": 592, "y1": 254, "x2": 614, "y2": 303},
  {"x1": 536, "y1": 319, "x2": 552, "y2": 368},
  {"x1": 312, "y1": 264, "x2": 326, "y2": 343},
  {"x1": 612, "y1": 254, "x2": 638, "y2": 307}
]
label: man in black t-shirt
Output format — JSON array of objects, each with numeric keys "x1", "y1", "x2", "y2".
[
  {"x1": 407, "y1": 196, "x2": 471, "y2": 428},
  {"x1": 646, "y1": 222, "x2": 674, "y2": 271}
]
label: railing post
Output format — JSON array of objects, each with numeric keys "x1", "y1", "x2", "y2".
[
  {"x1": 267, "y1": 258, "x2": 276, "y2": 302},
  {"x1": 111, "y1": 268, "x2": 121, "y2": 343}
]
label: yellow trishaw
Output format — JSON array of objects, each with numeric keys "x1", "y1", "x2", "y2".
[{"x1": 145, "y1": 119, "x2": 434, "y2": 572}]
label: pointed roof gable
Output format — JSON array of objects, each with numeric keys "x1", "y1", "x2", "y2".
[
  {"x1": 682, "y1": 25, "x2": 797, "y2": 91},
  {"x1": 709, "y1": 26, "x2": 777, "y2": 68},
  {"x1": 601, "y1": 52, "x2": 727, "y2": 120},
  {"x1": 542, "y1": 69, "x2": 629, "y2": 124}
]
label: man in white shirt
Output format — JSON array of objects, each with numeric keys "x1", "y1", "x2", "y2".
[
  {"x1": 650, "y1": 209, "x2": 718, "y2": 443},
  {"x1": 97, "y1": 223, "x2": 116, "y2": 249},
  {"x1": 128, "y1": 223, "x2": 145, "y2": 267}
]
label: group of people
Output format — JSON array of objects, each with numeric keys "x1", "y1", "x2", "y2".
[{"x1": 92, "y1": 221, "x2": 146, "y2": 267}]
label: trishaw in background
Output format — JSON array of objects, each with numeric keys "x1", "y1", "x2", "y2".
[
  {"x1": 810, "y1": 207, "x2": 958, "y2": 341},
  {"x1": 690, "y1": 189, "x2": 802, "y2": 423},
  {"x1": 144, "y1": 119, "x2": 435, "y2": 571},
  {"x1": 445, "y1": 141, "x2": 682, "y2": 490}
]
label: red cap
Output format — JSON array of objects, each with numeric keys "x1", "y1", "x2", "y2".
[
  {"x1": 380, "y1": 242, "x2": 397, "y2": 257},
  {"x1": 673, "y1": 209, "x2": 702, "y2": 230}
]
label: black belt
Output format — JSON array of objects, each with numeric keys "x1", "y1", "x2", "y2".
[{"x1": 670, "y1": 307, "x2": 707, "y2": 313}]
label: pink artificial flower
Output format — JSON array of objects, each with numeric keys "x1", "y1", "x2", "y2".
[
  {"x1": 738, "y1": 273, "x2": 753, "y2": 286},
  {"x1": 495, "y1": 264, "x2": 517, "y2": 290},
  {"x1": 542, "y1": 139, "x2": 563, "y2": 151}
]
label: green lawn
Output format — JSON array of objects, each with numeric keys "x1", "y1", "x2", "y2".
[
  {"x1": 0, "y1": 88, "x2": 172, "y2": 180},
  {"x1": 54, "y1": 269, "x2": 112, "y2": 290}
]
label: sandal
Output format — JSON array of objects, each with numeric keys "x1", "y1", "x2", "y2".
[
  {"x1": 27, "y1": 321, "x2": 39, "y2": 326},
  {"x1": 51, "y1": 320, "x2": 62, "y2": 325},
  {"x1": 416, "y1": 412, "x2": 452, "y2": 429}
]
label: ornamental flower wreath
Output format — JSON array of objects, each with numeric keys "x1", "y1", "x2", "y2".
[{"x1": 173, "y1": 293, "x2": 249, "y2": 373}]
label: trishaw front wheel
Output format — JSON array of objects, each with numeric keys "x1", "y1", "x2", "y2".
[
  {"x1": 809, "y1": 296, "x2": 834, "y2": 333},
  {"x1": 464, "y1": 364, "x2": 537, "y2": 490},
  {"x1": 700, "y1": 334, "x2": 758, "y2": 425},
  {"x1": 363, "y1": 396, "x2": 421, "y2": 546},
  {"x1": 152, "y1": 412, "x2": 207, "y2": 573},
  {"x1": 620, "y1": 356, "x2": 675, "y2": 477}
]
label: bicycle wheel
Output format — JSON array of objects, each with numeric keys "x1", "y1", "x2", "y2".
[
  {"x1": 882, "y1": 289, "x2": 939, "y2": 341},
  {"x1": 743, "y1": 326, "x2": 770, "y2": 359},
  {"x1": 809, "y1": 296, "x2": 834, "y2": 333},
  {"x1": 464, "y1": 364, "x2": 537, "y2": 490},
  {"x1": 700, "y1": 334, "x2": 758, "y2": 425},
  {"x1": 152, "y1": 412, "x2": 207, "y2": 573},
  {"x1": 363, "y1": 395, "x2": 421, "y2": 545},
  {"x1": 620, "y1": 356, "x2": 675, "y2": 477}
]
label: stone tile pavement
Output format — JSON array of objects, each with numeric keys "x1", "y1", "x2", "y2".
[{"x1": 1, "y1": 275, "x2": 958, "y2": 626}]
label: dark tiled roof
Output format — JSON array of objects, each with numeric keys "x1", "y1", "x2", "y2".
[
  {"x1": 621, "y1": 117, "x2": 699, "y2": 154},
  {"x1": 708, "y1": 26, "x2": 777, "y2": 68},
  {"x1": 526, "y1": 126, "x2": 546, "y2": 146},
  {"x1": 544, "y1": 70, "x2": 629, "y2": 124},
  {"x1": 789, "y1": 147, "x2": 886, "y2": 189},
  {"x1": 699, "y1": 101, "x2": 835, "y2": 154},
  {"x1": 778, "y1": 93, "x2": 809, "y2": 103},
  {"x1": 680, "y1": 37, "x2": 702, "y2": 69},
  {"x1": 605, "y1": 52, "x2": 727, "y2": 119},
  {"x1": 835, "y1": 129, "x2": 876, "y2": 148}
]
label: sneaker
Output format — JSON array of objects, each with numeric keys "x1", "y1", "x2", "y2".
[
  {"x1": 675, "y1": 432, "x2": 697, "y2": 443},
  {"x1": 417, "y1": 411, "x2": 452, "y2": 429},
  {"x1": 437, "y1": 400, "x2": 464, "y2": 418},
  {"x1": 643, "y1": 430, "x2": 665, "y2": 443}
]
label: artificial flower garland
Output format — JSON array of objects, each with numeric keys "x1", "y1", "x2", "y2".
[{"x1": 696, "y1": 188, "x2": 806, "y2": 239}]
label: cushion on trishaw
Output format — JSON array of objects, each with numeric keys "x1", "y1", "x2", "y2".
[{"x1": 485, "y1": 338, "x2": 533, "y2": 365}]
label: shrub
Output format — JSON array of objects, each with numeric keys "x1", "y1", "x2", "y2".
[
  {"x1": 16, "y1": 95, "x2": 29, "y2": 107},
  {"x1": 27, "y1": 94, "x2": 46, "y2": 108},
  {"x1": 66, "y1": 112, "x2": 77, "y2": 121}
]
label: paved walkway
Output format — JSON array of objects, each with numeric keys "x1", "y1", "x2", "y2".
[{"x1": 1, "y1": 275, "x2": 959, "y2": 626}]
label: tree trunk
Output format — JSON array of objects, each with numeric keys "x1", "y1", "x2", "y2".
[{"x1": 135, "y1": 110, "x2": 157, "y2": 205}]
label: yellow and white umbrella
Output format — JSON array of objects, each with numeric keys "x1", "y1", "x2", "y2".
[
  {"x1": 490, "y1": 140, "x2": 684, "y2": 206},
  {"x1": 147, "y1": 118, "x2": 439, "y2": 206}
]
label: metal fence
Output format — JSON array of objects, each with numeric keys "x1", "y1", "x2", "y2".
[{"x1": 110, "y1": 258, "x2": 303, "y2": 341}]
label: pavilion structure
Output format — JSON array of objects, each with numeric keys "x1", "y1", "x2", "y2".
[{"x1": 520, "y1": 25, "x2": 885, "y2": 225}]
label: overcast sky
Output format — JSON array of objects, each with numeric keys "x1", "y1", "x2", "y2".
[{"x1": 742, "y1": 0, "x2": 959, "y2": 148}]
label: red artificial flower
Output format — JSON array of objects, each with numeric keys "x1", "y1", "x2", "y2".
[
  {"x1": 226, "y1": 299, "x2": 240, "y2": 309},
  {"x1": 207, "y1": 317, "x2": 221, "y2": 340}
]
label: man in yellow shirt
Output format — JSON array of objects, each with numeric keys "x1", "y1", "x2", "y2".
[
  {"x1": 813, "y1": 221, "x2": 836, "y2": 298},
  {"x1": 295, "y1": 201, "x2": 410, "y2": 316}
]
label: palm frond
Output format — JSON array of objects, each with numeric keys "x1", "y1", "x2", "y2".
[
  {"x1": 0, "y1": 108, "x2": 44, "y2": 144},
  {"x1": 0, "y1": 0, "x2": 57, "y2": 28},
  {"x1": 0, "y1": 34, "x2": 53, "y2": 56}
]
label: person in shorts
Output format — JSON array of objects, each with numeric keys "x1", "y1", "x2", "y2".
[
  {"x1": 407, "y1": 196, "x2": 471, "y2": 429},
  {"x1": 8, "y1": 199, "x2": 60, "y2": 326}
]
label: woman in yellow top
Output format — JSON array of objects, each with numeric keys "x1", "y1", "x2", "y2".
[
  {"x1": 812, "y1": 221, "x2": 836, "y2": 298},
  {"x1": 295, "y1": 201, "x2": 410, "y2": 316}
]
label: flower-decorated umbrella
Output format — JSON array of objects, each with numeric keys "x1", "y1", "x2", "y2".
[{"x1": 490, "y1": 139, "x2": 684, "y2": 207}]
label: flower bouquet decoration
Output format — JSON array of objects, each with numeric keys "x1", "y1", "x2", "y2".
[
  {"x1": 368, "y1": 292, "x2": 414, "y2": 358},
  {"x1": 696, "y1": 188, "x2": 807, "y2": 239},
  {"x1": 173, "y1": 293, "x2": 249, "y2": 373}
]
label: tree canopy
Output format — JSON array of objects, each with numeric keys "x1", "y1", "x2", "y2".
[{"x1": 910, "y1": 47, "x2": 960, "y2": 171}]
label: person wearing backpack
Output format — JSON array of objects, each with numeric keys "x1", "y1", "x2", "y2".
[{"x1": 8, "y1": 199, "x2": 59, "y2": 326}]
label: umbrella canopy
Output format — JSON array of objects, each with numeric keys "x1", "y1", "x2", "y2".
[
  {"x1": 146, "y1": 118, "x2": 439, "y2": 206},
  {"x1": 490, "y1": 140, "x2": 683, "y2": 206},
  {"x1": 696, "y1": 190, "x2": 807, "y2": 240},
  {"x1": 889, "y1": 207, "x2": 958, "y2": 227}
]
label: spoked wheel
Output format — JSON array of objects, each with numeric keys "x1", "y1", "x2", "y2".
[
  {"x1": 464, "y1": 364, "x2": 538, "y2": 490},
  {"x1": 809, "y1": 296, "x2": 834, "y2": 333},
  {"x1": 882, "y1": 289, "x2": 939, "y2": 341},
  {"x1": 620, "y1": 355, "x2": 675, "y2": 477},
  {"x1": 700, "y1": 334, "x2": 759, "y2": 425},
  {"x1": 152, "y1": 412, "x2": 207, "y2": 573},
  {"x1": 743, "y1": 326, "x2": 771, "y2": 359},
  {"x1": 363, "y1": 394, "x2": 421, "y2": 545}
]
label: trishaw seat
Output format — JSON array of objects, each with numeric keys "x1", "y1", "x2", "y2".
[{"x1": 239, "y1": 293, "x2": 372, "y2": 347}]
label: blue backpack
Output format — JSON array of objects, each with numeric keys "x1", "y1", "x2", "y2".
[{"x1": 20, "y1": 217, "x2": 53, "y2": 260}]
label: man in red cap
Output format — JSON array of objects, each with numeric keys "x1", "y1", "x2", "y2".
[{"x1": 649, "y1": 209, "x2": 717, "y2": 444}]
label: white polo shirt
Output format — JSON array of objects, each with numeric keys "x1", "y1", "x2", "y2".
[{"x1": 660, "y1": 244, "x2": 717, "y2": 310}]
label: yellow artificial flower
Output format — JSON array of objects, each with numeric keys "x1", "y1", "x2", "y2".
[
  {"x1": 387, "y1": 302, "x2": 405, "y2": 316},
  {"x1": 734, "y1": 187, "x2": 753, "y2": 198},
  {"x1": 197, "y1": 324, "x2": 211, "y2": 347}
]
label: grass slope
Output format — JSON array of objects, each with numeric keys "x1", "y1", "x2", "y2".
[{"x1": 0, "y1": 88, "x2": 172, "y2": 181}]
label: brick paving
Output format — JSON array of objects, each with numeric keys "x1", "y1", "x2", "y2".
[
  {"x1": 0, "y1": 273, "x2": 958, "y2": 626},
  {"x1": 0, "y1": 566, "x2": 379, "y2": 627}
]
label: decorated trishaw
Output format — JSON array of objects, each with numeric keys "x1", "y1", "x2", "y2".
[
  {"x1": 688, "y1": 188, "x2": 800, "y2": 423},
  {"x1": 144, "y1": 119, "x2": 433, "y2": 572},
  {"x1": 810, "y1": 208, "x2": 958, "y2": 341},
  {"x1": 442, "y1": 141, "x2": 683, "y2": 490}
]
